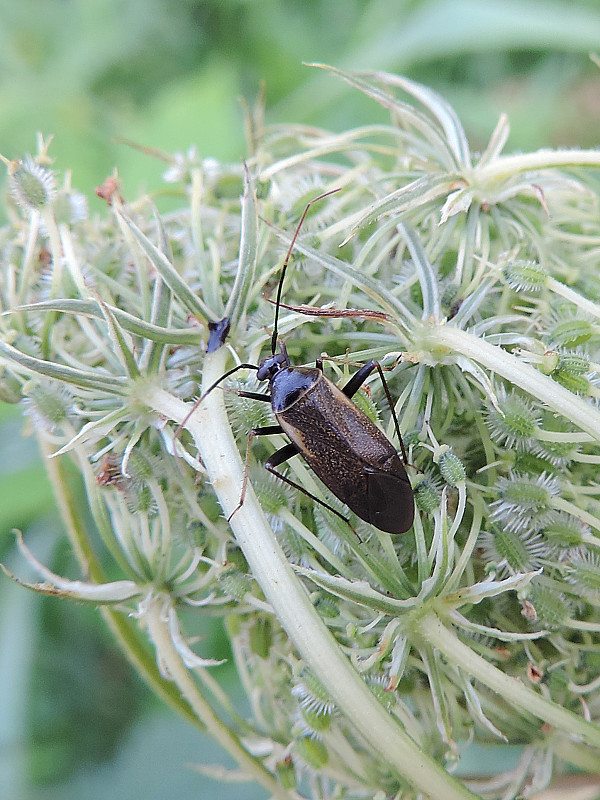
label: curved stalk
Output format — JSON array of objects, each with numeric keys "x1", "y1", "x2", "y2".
[{"x1": 475, "y1": 149, "x2": 600, "y2": 182}]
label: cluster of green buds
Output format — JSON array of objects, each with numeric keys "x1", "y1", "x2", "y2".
[{"x1": 1, "y1": 67, "x2": 600, "y2": 799}]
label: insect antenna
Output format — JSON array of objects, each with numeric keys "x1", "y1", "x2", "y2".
[{"x1": 270, "y1": 188, "x2": 341, "y2": 356}]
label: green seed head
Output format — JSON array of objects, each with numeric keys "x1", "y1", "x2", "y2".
[
  {"x1": 566, "y1": 553, "x2": 600, "y2": 598},
  {"x1": 8, "y1": 158, "x2": 56, "y2": 211},
  {"x1": 526, "y1": 584, "x2": 571, "y2": 629},
  {"x1": 295, "y1": 735, "x2": 329, "y2": 769},
  {"x1": 249, "y1": 616, "x2": 273, "y2": 659},
  {"x1": 552, "y1": 371, "x2": 590, "y2": 394},
  {"x1": 23, "y1": 381, "x2": 73, "y2": 431},
  {"x1": 550, "y1": 319, "x2": 593, "y2": 348},
  {"x1": 483, "y1": 527, "x2": 546, "y2": 574},
  {"x1": 542, "y1": 514, "x2": 589, "y2": 550},
  {"x1": 300, "y1": 704, "x2": 332, "y2": 733},
  {"x1": 414, "y1": 477, "x2": 440, "y2": 512},
  {"x1": 437, "y1": 447, "x2": 466, "y2": 486},
  {"x1": 485, "y1": 391, "x2": 540, "y2": 448},
  {"x1": 503, "y1": 260, "x2": 547, "y2": 293},
  {"x1": 490, "y1": 473, "x2": 559, "y2": 532},
  {"x1": 313, "y1": 595, "x2": 339, "y2": 619}
]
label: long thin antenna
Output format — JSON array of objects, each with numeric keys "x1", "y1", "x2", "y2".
[{"x1": 270, "y1": 188, "x2": 341, "y2": 355}]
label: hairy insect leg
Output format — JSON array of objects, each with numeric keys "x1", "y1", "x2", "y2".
[
  {"x1": 341, "y1": 360, "x2": 409, "y2": 466},
  {"x1": 234, "y1": 390, "x2": 271, "y2": 402},
  {"x1": 228, "y1": 425, "x2": 286, "y2": 523},
  {"x1": 265, "y1": 447, "x2": 361, "y2": 541},
  {"x1": 340, "y1": 360, "x2": 377, "y2": 399}
]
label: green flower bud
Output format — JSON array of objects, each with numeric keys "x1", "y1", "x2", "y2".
[
  {"x1": 300, "y1": 705, "x2": 332, "y2": 733},
  {"x1": 550, "y1": 319, "x2": 593, "y2": 348},
  {"x1": 218, "y1": 566, "x2": 252, "y2": 601},
  {"x1": 249, "y1": 616, "x2": 273, "y2": 659},
  {"x1": 414, "y1": 478, "x2": 440, "y2": 512}
]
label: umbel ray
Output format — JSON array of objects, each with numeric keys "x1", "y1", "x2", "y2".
[{"x1": 189, "y1": 189, "x2": 415, "y2": 537}]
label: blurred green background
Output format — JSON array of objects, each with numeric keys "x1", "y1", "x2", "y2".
[{"x1": 1, "y1": 0, "x2": 600, "y2": 797}]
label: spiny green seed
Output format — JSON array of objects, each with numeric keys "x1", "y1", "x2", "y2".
[
  {"x1": 249, "y1": 616, "x2": 273, "y2": 659},
  {"x1": 10, "y1": 160, "x2": 56, "y2": 210},
  {"x1": 126, "y1": 485, "x2": 155, "y2": 514},
  {"x1": 500, "y1": 482, "x2": 550, "y2": 509},
  {"x1": 552, "y1": 371, "x2": 590, "y2": 394},
  {"x1": 493, "y1": 529, "x2": 538, "y2": 573},
  {"x1": 218, "y1": 566, "x2": 253, "y2": 601},
  {"x1": 501, "y1": 397, "x2": 538, "y2": 437},
  {"x1": 486, "y1": 392, "x2": 539, "y2": 447},
  {"x1": 512, "y1": 452, "x2": 556, "y2": 475},
  {"x1": 126, "y1": 449, "x2": 155, "y2": 482},
  {"x1": 275, "y1": 759, "x2": 297, "y2": 790},
  {"x1": 527, "y1": 585, "x2": 569, "y2": 629},
  {"x1": 301, "y1": 705, "x2": 332, "y2": 733},
  {"x1": 438, "y1": 449, "x2": 466, "y2": 486},
  {"x1": 503, "y1": 260, "x2": 547, "y2": 292},
  {"x1": 26, "y1": 383, "x2": 72, "y2": 426},
  {"x1": 556, "y1": 354, "x2": 589, "y2": 374},
  {"x1": 313, "y1": 596, "x2": 339, "y2": 619},
  {"x1": 542, "y1": 520, "x2": 585, "y2": 548},
  {"x1": 568, "y1": 555, "x2": 600, "y2": 596},
  {"x1": 414, "y1": 479, "x2": 440, "y2": 512},
  {"x1": 301, "y1": 671, "x2": 331, "y2": 705},
  {"x1": 550, "y1": 319, "x2": 593, "y2": 348}
]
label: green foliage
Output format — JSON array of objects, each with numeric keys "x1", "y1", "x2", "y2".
[{"x1": 2, "y1": 0, "x2": 600, "y2": 220}]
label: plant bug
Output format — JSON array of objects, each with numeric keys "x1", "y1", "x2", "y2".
[{"x1": 195, "y1": 190, "x2": 414, "y2": 535}]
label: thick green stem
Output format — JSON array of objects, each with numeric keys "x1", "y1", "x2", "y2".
[{"x1": 150, "y1": 350, "x2": 480, "y2": 800}]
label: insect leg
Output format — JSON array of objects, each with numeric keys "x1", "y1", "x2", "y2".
[
  {"x1": 265, "y1": 448, "x2": 360, "y2": 540},
  {"x1": 340, "y1": 360, "x2": 377, "y2": 399},
  {"x1": 342, "y1": 360, "x2": 409, "y2": 466},
  {"x1": 235, "y1": 390, "x2": 271, "y2": 402},
  {"x1": 228, "y1": 425, "x2": 287, "y2": 522}
]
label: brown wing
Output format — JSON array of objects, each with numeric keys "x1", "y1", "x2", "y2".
[{"x1": 277, "y1": 373, "x2": 413, "y2": 533}]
